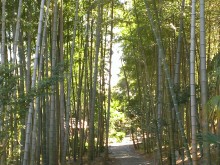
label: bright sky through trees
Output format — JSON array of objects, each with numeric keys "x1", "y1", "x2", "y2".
[{"x1": 111, "y1": 42, "x2": 122, "y2": 86}]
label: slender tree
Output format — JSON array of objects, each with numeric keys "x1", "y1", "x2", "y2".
[
  {"x1": 12, "y1": 0, "x2": 22, "y2": 64},
  {"x1": 49, "y1": 0, "x2": 58, "y2": 164},
  {"x1": 88, "y1": 0, "x2": 103, "y2": 160},
  {"x1": 23, "y1": 0, "x2": 45, "y2": 164},
  {"x1": 199, "y1": 0, "x2": 210, "y2": 164},
  {"x1": 0, "y1": 0, "x2": 6, "y2": 139},
  {"x1": 174, "y1": 0, "x2": 185, "y2": 88},
  {"x1": 105, "y1": 0, "x2": 114, "y2": 160},
  {"x1": 190, "y1": 0, "x2": 197, "y2": 164},
  {"x1": 0, "y1": 1, "x2": 5, "y2": 162},
  {"x1": 1, "y1": 0, "x2": 6, "y2": 64},
  {"x1": 59, "y1": 0, "x2": 65, "y2": 164}
]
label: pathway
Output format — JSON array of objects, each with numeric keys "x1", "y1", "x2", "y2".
[{"x1": 108, "y1": 136, "x2": 152, "y2": 165}]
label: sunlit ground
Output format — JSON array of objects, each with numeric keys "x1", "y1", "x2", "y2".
[{"x1": 109, "y1": 135, "x2": 133, "y2": 146}]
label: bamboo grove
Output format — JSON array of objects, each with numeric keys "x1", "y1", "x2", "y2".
[
  {"x1": 0, "y1": 0, "x2": 115, "y2": 164},
  {"x1": 113, "y1": 0, "x2": 220, "y2": 164},
  {"x1": 0, "y1": 0, "x2": 220, "y2": 165}
]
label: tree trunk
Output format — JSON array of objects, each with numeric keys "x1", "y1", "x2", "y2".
[
  {"x1": 105, "y1": 1, "x2": 113, "y2": 158},
  {"x1": 59, "y1": 0, "x2": 65, "y2": 164},
  {"x1": 88, "y1": 0, "x2": 103, "y2": 161},
  {"x1": 190, "y1": 0, "x2": 198, "y2": 164},
  {"x1": 0, "y1": 1, "x2": 6, "y2": 163},
  {"x1": 23, "y1": 0, "x2": 45, "y2": 164},
  {"x1": 30, "y1": 1, "x2": 49, "y2": 164},
  {"x1": 199, "y1": 0, "x2": 210, "y2": 164},
  {"x1": 49, "y1": 1, "x2": 58, "y2": 164},
  {"x1": 12, "y1": 0, "x2": 22, "y2": 64}
]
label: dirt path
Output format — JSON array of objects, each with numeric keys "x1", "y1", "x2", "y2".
[{"x1": 108, "y1": 136, "x2": 152, "y2": 165}]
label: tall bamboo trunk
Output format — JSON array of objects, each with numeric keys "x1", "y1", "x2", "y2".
[
  {"x1": 156, "y1": 32, "x2": 163, "y2": 165},
  {"x1": 21, "y1": 14, "x2": 32, "y2": 165},
  {"x1": 59, "y1": 0, "x2": 65, "y2": 164},
  {"x1": 30, "y1": 1, "x2": 49, "y2": 164},
  {"x1": 74, "y1": 53, "x2": 84, "y2": 161},
  {"x1": 105, "y1": 1, "x2": 113, "y2": 157},
  {"x1": 49, "y1": 0, "x2": 58, "y2": 164},
  {"x1": 190, "y1": 1, "x2": 197, "y2": 164},
  {"x1": 1, "y1": 0, "x2": 6, "y2": 64},
  {"x1": 88, "y1": 1, "x2": 103, "y2": 161},
  {"x1": 23, "y1": 0, "x2": 45, "y2": 164},
  {"x1": 79, "y1": 9, "x2": 90, "y2": 164},
  {"x1": 215, "y1": 74, "x2": 220, "y2": 164},
  {"x1": 0, "y1": 3, "x2": 6, "y2": 163},
  {"x1": 12, "y1": 0, "x2": 22, "y2": 64},
  {"x1": 62, "y1": 0, "x2": 79, "y2": 163},
  {"x1": 199, "y1": 0, "x2": 210, "y2": 164}
]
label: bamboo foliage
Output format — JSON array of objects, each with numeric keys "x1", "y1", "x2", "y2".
[
  {"x1": 143, "y1": 0, "x2": 192, "y2": 163},
  {"x1": 64, "y1": 0, "x2": 79, "y2": 163}
]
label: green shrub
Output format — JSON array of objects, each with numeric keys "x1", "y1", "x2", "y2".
[{"x1": 111, "y1": 131, "x2": 126, "y2": 142}]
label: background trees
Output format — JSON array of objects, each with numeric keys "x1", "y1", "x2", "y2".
[{"x1": 0, "y1": 0, "x2": 220, "y2": 164}]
